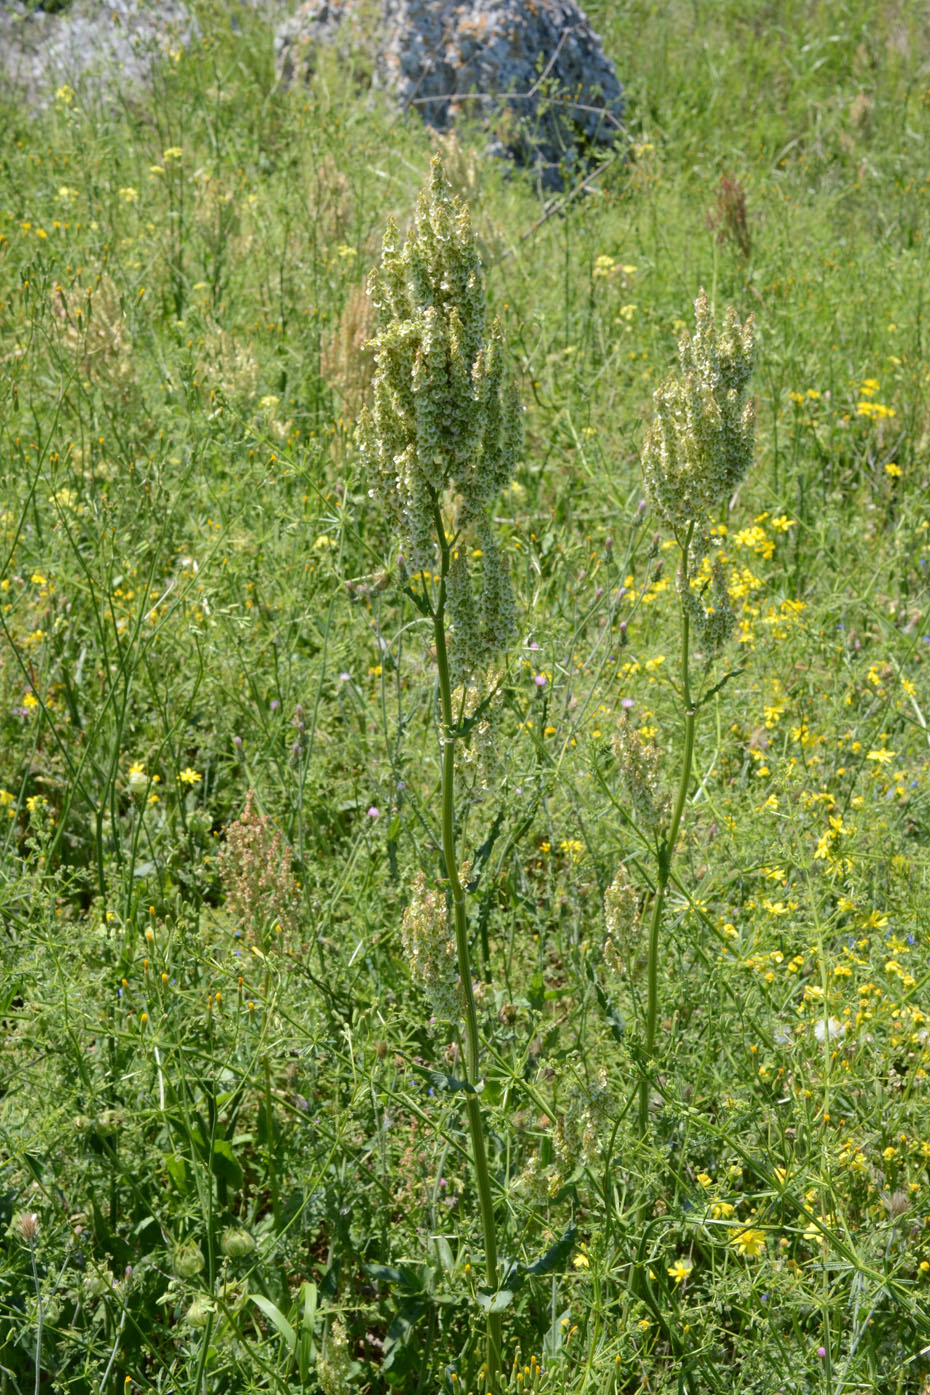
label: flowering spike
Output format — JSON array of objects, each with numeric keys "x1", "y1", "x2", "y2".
[
  {"x1": 612, "y1": 718, "x2": 669, "y2": 834},
  {"x1": 401, "y1": 871, "x2": 460, "y2": 1022},
  {"x1": 357, "y1": 155, "x2": 522, "y2": 664},
  {"x1": 642, "y1": 288, "x2": 754, "y2": 532}
]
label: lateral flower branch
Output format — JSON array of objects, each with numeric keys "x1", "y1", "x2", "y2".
[
  {"x1": 617, "y1": 289, "x2": 755, "y2": 1139},
  {"x1": 356, "y1": 154, "x2": 522, "y2": 1389}
]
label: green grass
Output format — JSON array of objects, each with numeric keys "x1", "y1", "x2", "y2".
[{"x1": 2, "y1": 2, "x2": 930, "y2": 1391}]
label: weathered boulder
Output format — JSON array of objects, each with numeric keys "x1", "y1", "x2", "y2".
[
  {"x1": 0, "y1": 1, "x2": 288, "y2": 108},
  {"x1": 275, "y1": 0, "x2": 624, "y2": 187},
  {"x1": 0, "y1": 0, "x2": 198, "y2": 106}
]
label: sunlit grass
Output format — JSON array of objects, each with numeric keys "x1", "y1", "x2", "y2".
[{"x1": 1, "y1": 1, "x2": 930, "y2": 1391}]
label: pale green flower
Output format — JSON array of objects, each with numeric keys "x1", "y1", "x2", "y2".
[
  {"x1": 643, "y1": 289, "x2": 754, "y2": 535},
  {"x1": 612, "y1": 719, "x2": 669, "y2": 834},
  {"x1": 317, "y1": 1318, "x2": 352, "y2": 1395},
  {"x1": 401, "y1": 871, "x2": 459, "y2": 1022},
  {"x1": 357, "y1": 156, "x2": 521, "y2": 667}
]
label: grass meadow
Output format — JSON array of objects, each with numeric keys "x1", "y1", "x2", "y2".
[{"x1": 2, "y1": 1, "x2": 930, "y2": 1390}]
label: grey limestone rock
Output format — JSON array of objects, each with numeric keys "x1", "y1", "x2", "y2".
[
  {"x1": 0, "y1": 0, "x2": 199, "y2": 106},
  {"x1": 275, "y1": 0, "x2": 624, "y2": 187}
]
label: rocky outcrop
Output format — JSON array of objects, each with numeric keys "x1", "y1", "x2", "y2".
[
  {"x1": 0, "y1": 0, "x2": 288, "y2": 107},
  {"x1": 275, "y1": 0, "x2": 624, "y2": 187},
  {"x1": 0, "y1": 0, "x2": 198, "y2": 106},
  {"x1": 0, "y1": 0, "x2": 624, "y2": 187}
]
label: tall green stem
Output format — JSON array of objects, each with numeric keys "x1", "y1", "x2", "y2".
[
  {"x1": 29, "y1": 1239, "x2": 42, "y2": 1395},
  {"x1": 638, "y1": 522, "x2": 696, "y2": 1139},
  {"x1": 430, "y1": 500, "x2": 502, "y2": 1389}
]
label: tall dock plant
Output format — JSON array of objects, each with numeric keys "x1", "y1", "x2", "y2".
[
  {"x1": 357, "y1": 156, "x2": 521, "y2": 1389},
  {"x1": 614, "y1": 290, "x2": 755, "y2": 1139}
]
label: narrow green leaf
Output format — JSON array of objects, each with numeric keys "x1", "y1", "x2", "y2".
[
  {"x1": 297, "y1": 1282, "x2": 318, "y2": 1383},
  {"x1": 251, "y1": 1294, "x2": 296, "y2": 1352}
]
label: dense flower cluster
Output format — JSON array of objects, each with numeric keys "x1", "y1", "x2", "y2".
[
  {"x1": 400, "y1": 870, "x2": 460, "y2": 1022},
  {"x1": 217, "y1": 790, "x2": 300, "y2": 941},
  {"x1": 677, "y1": 548, "x2": 736, "y2": 652},
  {"x1": 642, "y1": 288, "x2": 754, "y2": 537},
  {"x1": 356, "y1": 155, "x2": 522, "y2": 664},
  {"x1": 452, "y1": 667, "x2": 502, "y2": 792},
  {"x1": 316, "y1": 1318, "x2": 352, "y2": 1395},
  {"x1": 603, "y1": 862, "x2": 639, "y2": 940},
  {"x1": 612, "y1": 718, "x2": 669, "y2": 834},
  {"x1": 554, "y1": 1067, "x2": 612, "y2": 1171},
  {"x1": 603, "y1": 862, "x2": 640, "y2": 970}
]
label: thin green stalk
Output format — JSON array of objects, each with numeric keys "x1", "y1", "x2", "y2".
[
  {"x1": 638, "y1": 523, "x2": 696, "y2": 1139},
  {"x1": 636, "y1": 291, "x2": 755, "y2": 1138},
  {"x1": 263, "y1": 1053, "x2": 281, "y2": 1231},
  {"x1": 431, "y1": 500, "x2": 502, "y2": 1389},
  {"x1": 29, "y1": 1238, "x2": 42, "y2": 1395}
]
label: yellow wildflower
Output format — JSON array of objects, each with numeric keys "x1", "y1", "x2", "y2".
[{"x1": 729, "y1": 1228, "x2": 765, "y2": 1257}]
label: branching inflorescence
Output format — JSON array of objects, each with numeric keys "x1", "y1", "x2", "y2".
[
  {"x1": 642, "y1": 287, "x2": 754, "y2": 536},
  {"x1": 642, "y1": 288, "x2": 755, "y2": 652},
  {"x1": 615, "y1": 290, "x2": 755, "y2": 1141},
  {"x1": 357, "y1": 155, "x2": 522, "y2": 676}
]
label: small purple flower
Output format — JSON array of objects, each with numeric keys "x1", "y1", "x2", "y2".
[
  {"x1": 367, "y1": 805, "x2": 380, "y2": 819},
  {"x1": 270, "y1": 698, "x2": 280, "y2": 711},
  {"x1": 594, "y1": 586, "x2": 603, "y2": 599},
  {"x1": 528, "y1": 640, "x2": 539, "y2": 651},
  {"x1": 534, "y1": 674, "x2": 547, "y2": 687},
  {"x1": 233, "y1": 735, "x2": 243, "y2": 748},
  {"x1": 339, "y1": 671, "x2": 351, "y2": 680},
  {"x1": 816, "y1": 1347, "x2": 826, "y2": 1359},
  {"x1": 621, "y1": 697, "x2": 635, "y2": 709}
]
